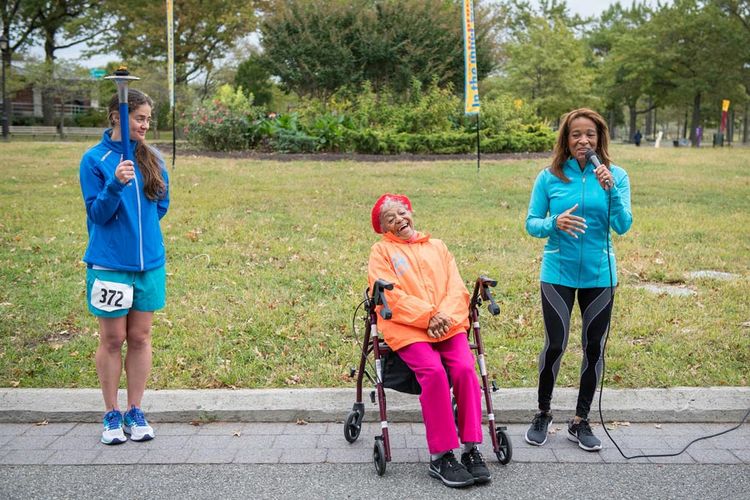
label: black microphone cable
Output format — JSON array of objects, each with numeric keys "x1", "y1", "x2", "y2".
[{"x1": 595, "y1": 156, "x2": 749, "y2": 460}]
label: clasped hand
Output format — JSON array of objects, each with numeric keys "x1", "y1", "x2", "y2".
[
  {"x1": 428, "y1": 311, "x2": 453, "y2": 339},
  {"x1": 115, "y1": 160, "x2": 135, "y2": 184}
]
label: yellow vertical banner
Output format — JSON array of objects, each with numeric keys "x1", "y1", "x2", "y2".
[
  {"x1": 720, "y1": 99, "x2": 730, "y2": 134},
  {"x1": 462, "y1": 0, "x2": 480, "y2": 115},
  {"x1": 166, "y1": 0, "x2": 175, "y2": 110}
]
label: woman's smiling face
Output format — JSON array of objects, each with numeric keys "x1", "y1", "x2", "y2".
[
  {"x1": 380, "y1": 202, "x2": 415, "y2": 240},
  {"x1": 568, "y1": 116, "x2": 598, "y2": 167}
]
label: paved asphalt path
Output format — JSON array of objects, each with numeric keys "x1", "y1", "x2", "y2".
[
  {"x1": 1, "y1": 420, "x2": 748, "y2": 499},
  {"x1": 1, "y1": 462, "x2": 748, "y2": 499}
]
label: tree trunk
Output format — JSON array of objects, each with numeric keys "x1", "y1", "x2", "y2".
[
  {"x1": 690, "y1": 93, "x2": 701, "y2": 146},
  {"x1": 628, "y1": 102, "x2": 637, "y2": 143},
  {"x1": 42, "y1": 27, "x2": 56, "y2": 126},
  {"x1": 682, "y1": 108, "x2": 688, "y2": 139},
  {"x1": 743, "y1": 103, "x2": 748, "y2": 144},
  {"x1": 645, "y1": 97, "x2": 653, "y2": 138}
]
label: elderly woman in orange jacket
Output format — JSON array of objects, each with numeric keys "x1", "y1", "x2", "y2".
[{"x1": 367, "y1": 193, "x2": 489, "y2": 489}]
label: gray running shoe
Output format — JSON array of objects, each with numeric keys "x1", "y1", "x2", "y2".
[
  {"x1": 567, "y1": 418, "x2": 602, "y2": 451},
  {"x1": 525, "y1": 412, "x2": 553, "y2": 446}
]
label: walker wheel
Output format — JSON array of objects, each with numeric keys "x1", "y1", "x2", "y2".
[
  {"x1": 344, "y1": 411, "x2": 361, "y2": 443},
  {"x1": 373, "y1": 437, "x2": 386, "y2": 476},
  {"x1": 495, "y1": 428, "x2": 512, "y2": 465}
]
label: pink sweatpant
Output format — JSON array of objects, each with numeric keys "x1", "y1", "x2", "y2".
[{"x1": 397, "y1": 333, "x2": 483, "y2": 454}]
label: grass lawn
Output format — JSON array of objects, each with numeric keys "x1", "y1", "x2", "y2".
[{"x1": 0, "y1": 142, "x2": 748, "y2": 390}]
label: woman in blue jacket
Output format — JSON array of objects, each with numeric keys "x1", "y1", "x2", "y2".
[
  {"x1": 79, "y1": 89, "x2": 169, "y2": 445},
  {"x1": 524, "y1": 108, "x2": 632, "y2": 452}
]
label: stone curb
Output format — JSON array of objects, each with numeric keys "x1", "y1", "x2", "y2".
[{"x1": 1, "y1": 387, "x2": 748, "y2": 424}]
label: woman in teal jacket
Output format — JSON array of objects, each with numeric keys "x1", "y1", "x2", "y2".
[
  {"x1": 523, "y1": 108, "x2": 632, "y2": 452},
  {"x1": 79, "y1": 89, "x2": 169, "y2": 445}
]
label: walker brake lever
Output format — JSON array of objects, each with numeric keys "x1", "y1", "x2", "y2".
[{"x1": 373, "y1": 279, "x2": 394, "y2": 320}]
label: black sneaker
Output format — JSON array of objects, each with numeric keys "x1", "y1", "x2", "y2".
[
  {"x1": 524, "y1": 411, "x2": 553, "y2": 446},
  {"x1": 461, "y1": 446, "x2": 491, "y2": 484},
  {"x1": 428, "y1": 451, "x2": 475, "y2": 488},
  {"x1": 567, "y1": 418, "x2": 602, "y2": 451}
]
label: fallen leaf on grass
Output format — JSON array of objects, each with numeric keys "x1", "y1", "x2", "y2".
[{"x1": 10, "y1": 381, "x2": 20, "y2": 387}]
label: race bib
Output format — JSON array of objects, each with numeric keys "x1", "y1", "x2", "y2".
[{"x1": 91, "y1": 279, "x2": 133, "y2": 312}]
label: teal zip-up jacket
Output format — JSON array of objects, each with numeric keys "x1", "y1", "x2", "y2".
[
  {"x1": 80, "y1": 129, "x2": 169, "y2": 271},
  {"x1": 525, "y1": 158, "x2": 632, "y2": 288}
]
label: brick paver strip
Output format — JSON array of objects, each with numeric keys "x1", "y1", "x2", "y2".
[{"x1": 687, "y1": 448, "x2": 743, "y2": 464}]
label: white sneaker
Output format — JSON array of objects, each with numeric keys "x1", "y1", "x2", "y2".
[
  {"x1": 123, "y1": 406, "x2": 155, "y2": 442},
  {"x1": 101, "y1": 410, "x2": 127, "y2": 445}
]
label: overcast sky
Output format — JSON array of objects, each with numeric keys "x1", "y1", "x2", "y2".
[{"x1": 40, "y1": 0, "x2": 653, "y2": 69}]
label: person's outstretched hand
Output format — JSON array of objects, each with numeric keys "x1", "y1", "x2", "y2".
[{"x1": 556, "y1": 204, "x2": 587, "y2": 239}]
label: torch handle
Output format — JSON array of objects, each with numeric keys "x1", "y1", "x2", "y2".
[{"x1": 119, "y1": 101, "x2": 132, "y2": 162}]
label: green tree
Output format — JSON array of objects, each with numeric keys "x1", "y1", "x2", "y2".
[
  {"x1": 259, "y1": 0, "x2": 498, "y2": 100},
  {"x1": 19, "y1": 58, "x2": 90, "y2": 130},
  {"x1": 4, "y1": 1, "x2": 108, "y2": 124},
  {"x1": 715, "y1": 0, "x2": 750, "y2": 142},
  {"x1": 499, "y1": 13, "x2": 596, "y2": 121},
  {"x1": 235, "y1": 54, "x2": 274, "y2": 108},
  {"x1": 716, "y1": 0, "x2": 750, "y2": 30},
  {"x1": 1, "y1": 0, "x2": 41, "y2": 56},
  {"x1": 99, "y1": 0, "x2": 267, "y2": 86},
  {"x1": 646, "y1": 0, "x2": 747, "y2": 145},
  {"x1": 589, "y1": 2, "x2": 656, "y2": 141}
]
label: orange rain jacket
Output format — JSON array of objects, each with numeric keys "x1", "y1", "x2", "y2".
[{"x1": 367, "y1": 232, "x2": 470, "y2": 352}]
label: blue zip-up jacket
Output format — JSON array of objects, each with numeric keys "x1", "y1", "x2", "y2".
[
  {"x1": 80, "y1": 130, "x2": 169, "y2": 271},
  {"x1": 525, "y1": 158, "x2": 632, "y2": 288}
]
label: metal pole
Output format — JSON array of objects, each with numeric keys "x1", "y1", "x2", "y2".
[
  {"x1": 1, "y1": 45, "x2": 9, "y2": 140},
  {"x1": 476, "y1": 113, "x2": 480, "y2": 173},
  {"x1": 104, "y1": 67, "x2": 140, "y2": 161}
]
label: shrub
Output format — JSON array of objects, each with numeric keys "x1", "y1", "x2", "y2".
[
  {"x1": 74, "y1": 108, "x2": 108, "y2": 128},
  {"x1": 399, "y1": 79, "x2": 461, "y2": 134},
  {"x1": 306, "y1": 113, "x2": 353, "y2": 152},
  {"x1": 184, "y1": 85, "x2": 264, "y2": 151},
  {"x1": 343, "y1": 129, "x2": 410, "y2": 154}
]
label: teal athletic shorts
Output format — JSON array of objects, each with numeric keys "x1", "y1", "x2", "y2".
[{"x1": 86, "y1": 266, "x2": 166, "y2": 318}]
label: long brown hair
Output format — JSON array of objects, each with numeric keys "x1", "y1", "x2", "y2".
[
  {"x1": 108, "y1": 90, "x2": 166, "y2": 201},
  {"x1": 550, "y1": 108, "x2": 611, "y2": 183}
]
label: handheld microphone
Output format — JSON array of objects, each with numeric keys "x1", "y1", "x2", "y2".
[{"x1": 584, "y1": 149, "x2": 612, "y2": 187}]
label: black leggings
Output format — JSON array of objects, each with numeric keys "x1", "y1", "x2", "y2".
[{"x1": 536, "y1": 282, "x2": 614, "y2": 420}]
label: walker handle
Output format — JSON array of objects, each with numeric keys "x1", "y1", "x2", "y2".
[
  {"x1": 474, "y1": 275, "x2": 501, "y2": 316},
  {"x1": 372, "y1": 279, "x2": 394, "y2": 320}
]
